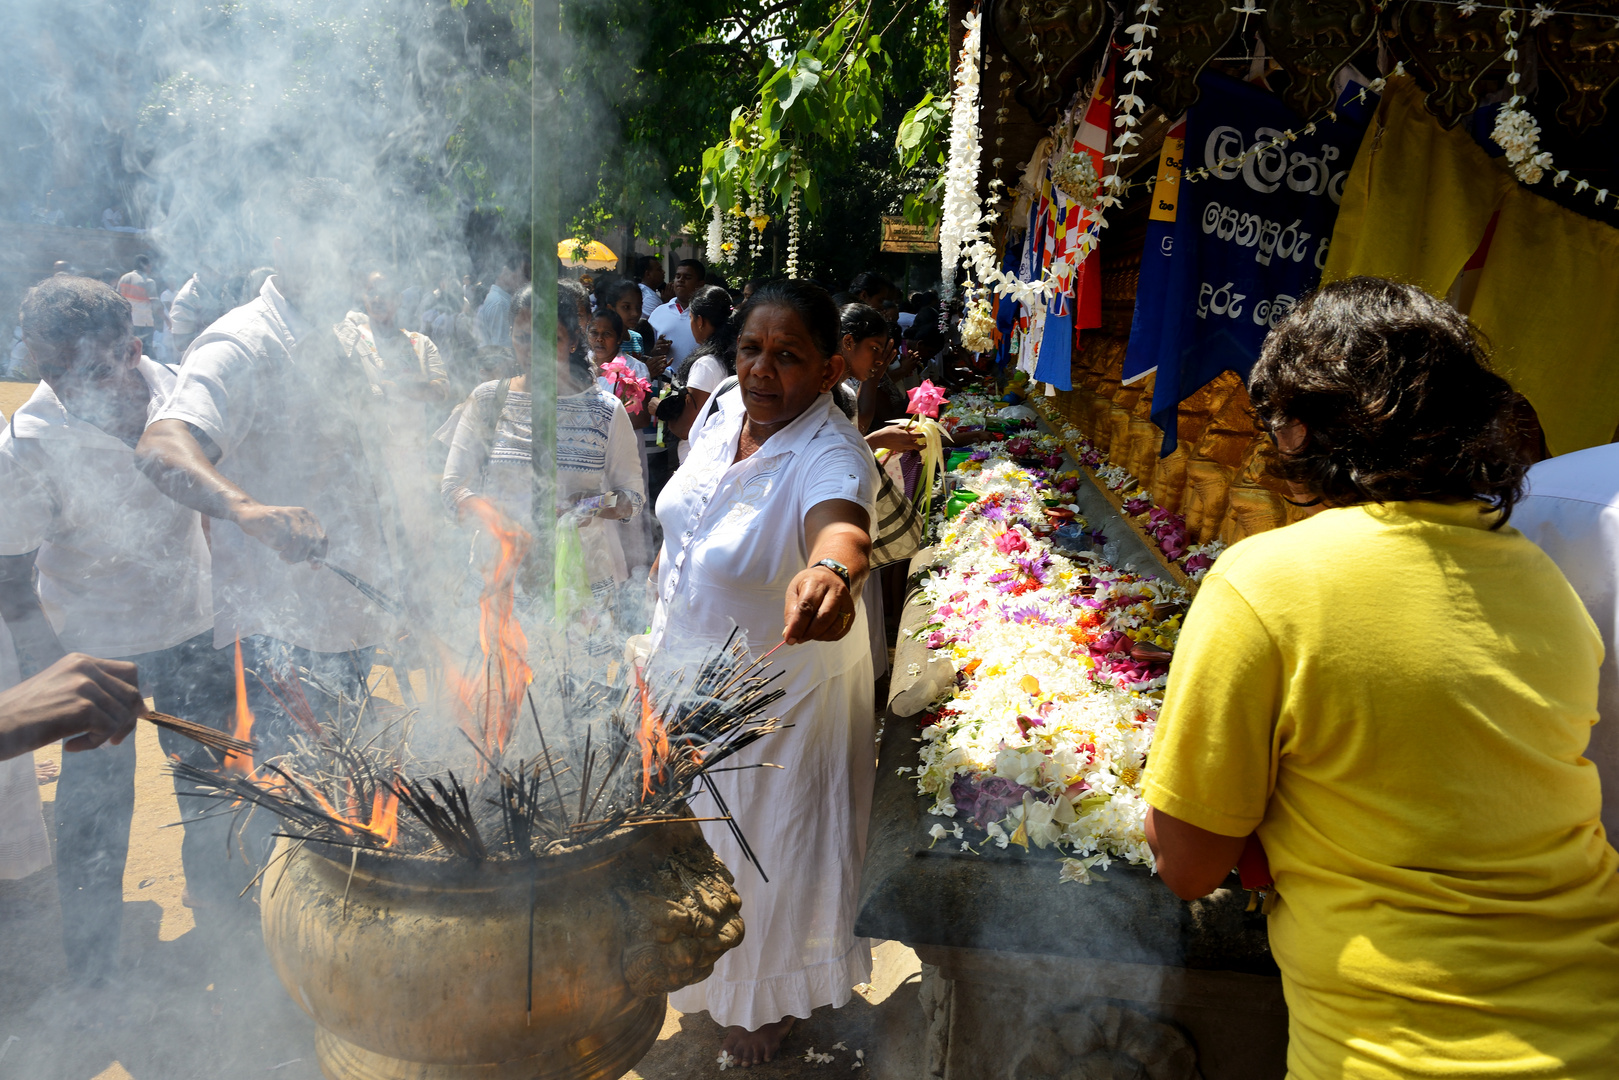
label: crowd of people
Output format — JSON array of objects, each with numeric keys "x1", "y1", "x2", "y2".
[
  {"x1": 0, "y1": 178, "x2": 971, "y2": 1062},
  {"x1": 9, "y1": 181, "x2": 1619, "y2": 1079}
]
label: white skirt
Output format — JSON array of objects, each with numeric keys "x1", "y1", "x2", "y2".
[{"x1": 669, "y1": 651, "x2": 877, "y2": 1030}]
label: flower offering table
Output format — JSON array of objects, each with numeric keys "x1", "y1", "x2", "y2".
[{"x1": 855, "y1": 399, "x2": 1288, "y2": 1079}]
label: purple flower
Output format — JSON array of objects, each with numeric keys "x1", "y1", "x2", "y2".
[
  {"x1": 951, "y1": 774, "x2": 1034, "y2": 829},
  {"x1": 1123, "y1": 496, "x2": 1153, "y2": 516},
  {"x1": 1184, "y1": 551, "x2": 1214, "y2": 575},
  {"x1": 969, "y1": 449, "x2": 992, "y2": 462}
]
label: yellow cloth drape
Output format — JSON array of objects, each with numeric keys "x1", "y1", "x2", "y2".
[
  {"x1": 1322, "y1": 76, "x2": 1511, "y2": 297},
  {"x1": 1324, "y1": 75, "x2": 1619, "y2": 454},
  {"x1": 1470, "y1": 189, "x2": 1619, "y2": 454}
]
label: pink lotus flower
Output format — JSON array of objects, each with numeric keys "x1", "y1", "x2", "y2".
[
  {"x1": 906, "y1": 379, "x2": 949, "y2": 418},
  {"x1": 600, "y1": 358, "x2": 651, "y2": 411},
  {"x1": 994, "y1": 529, "x2": 1028, "y2": 556}
]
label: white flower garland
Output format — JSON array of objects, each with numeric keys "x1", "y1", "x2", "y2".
[
  {"x1": 938, "y1": 11, "x2": 986, "y2": 300},
  {"x1": 786, "y1": 184, "x2": 803, "y2": 277},
  {"x1": 1491, "y1": 8, "x2": 1555, "y2": 185},
  {"x1": 706, "y1": 203, "x2": 725, "y2": 266},
  {"x1": 938, "y1": 13, "x2": 1062, "y2": 308},
  {"x1": 1100, "y1": 0, "x2": 1160, "y2": 217}
]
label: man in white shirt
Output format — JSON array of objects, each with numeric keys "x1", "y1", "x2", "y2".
[
  {"x1": 647, "y1": 258, "x2": 704, "y2": 366},
  {"x1": 137, "y1": 178, "x2": 395, "y2": 760},
  {"x1": 476, "y1": 255, "x2": 527, "y2": 347},
  {"x1": 117, "y1": 254, "x2": 165, "y2": 355},
  {"x1": 1512, "y1": 445, "x2": 1619, "y2": 842},
  {"x1": 168, "y1": 265, "x2": 227, "y2": 355},
  {"x1": 636, "y1": 255, "x2": 666, "y2": 325},
  {"x1": 0, "y1": 276, "x2": 239, "y2": 980}
]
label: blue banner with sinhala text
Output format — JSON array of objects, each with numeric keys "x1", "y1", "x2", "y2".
[{"x1": 1133, "y1": 73, "x2": 1374, "y2": 453}]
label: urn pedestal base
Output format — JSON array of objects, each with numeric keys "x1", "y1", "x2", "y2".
[{"x1": 311, "y1": 998, "x2": 665, "y2": 1080}]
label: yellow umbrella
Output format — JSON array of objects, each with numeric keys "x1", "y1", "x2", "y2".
[{"x1": 558, "y1": 238, "x2": 618, "y2": 270}]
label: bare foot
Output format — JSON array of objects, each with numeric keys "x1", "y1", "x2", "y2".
[
  {"x1": 35, "y1": 760, "x2": 59, "y2": 784},
  {"x1": 721, "y1": 1017, "x2": 795, "y2": 1066}
]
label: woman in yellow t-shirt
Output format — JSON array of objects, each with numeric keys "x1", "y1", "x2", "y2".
[{"x1": 1143, "y1": 278, "x2": 1619, "y2": 1080}]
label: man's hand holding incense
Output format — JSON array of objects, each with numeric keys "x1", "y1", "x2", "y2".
[
  {"x1": 0, "y1": 653, "x2": 143, "y2": 761},
  {"x1": 236, "y1": 502, "x2": 329, "y2": 564}
]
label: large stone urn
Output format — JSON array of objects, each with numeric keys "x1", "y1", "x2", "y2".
[{"x1": 261, "y1": 818, "x2": 742, "y2": 1080}]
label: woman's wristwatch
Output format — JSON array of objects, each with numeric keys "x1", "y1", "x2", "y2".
[{"x1": 813, "y1": 558, "x2": 851, "y2": 589}]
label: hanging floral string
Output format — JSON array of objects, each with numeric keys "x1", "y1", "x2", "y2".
[
  {"x1": 938, "y1": 10, "x2": 987, "y2": 299},
  {"x1": 939, "y1": 12, "x2": 1060, "y2": 307},
  {"x1": 786, "y1": 183, "x2": 803, "y2": 277},
  {"x1": 706, "y1": 204, "x2": 725, "y2": 266},
  {"x1": 1100, "y1": 0, "x2": 1160, "y2": 218},
  {"x1": 1490, "y1": 8, "x2": 1553, "y2": 184}
]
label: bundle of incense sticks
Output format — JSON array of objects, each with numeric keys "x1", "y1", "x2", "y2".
[
  {"x1": 172, "y1": 629, "x2": 786, "y2": 867},
  {"x1": 142, "y1": 710, "x2": 258, "y2": 756}
]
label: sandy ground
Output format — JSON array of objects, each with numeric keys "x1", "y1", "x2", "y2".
[{"x1": 0, "y1": 378, "x2": 925, "y2": 1080}]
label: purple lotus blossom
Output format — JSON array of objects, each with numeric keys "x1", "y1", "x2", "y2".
[
  {"x1": 925, "y1": 631, "x2": 952, "y2": 649},
  {"x1": 1123, "y1": 496, "x2": 1153, "y2": 516},
  {"x1": 986, "y1": 571, "x2": 1015, "y2": 583},
  {"x1": 951, "y1": 774, "x2": 1034, "y2": 829},
  {"x1": 969, "y1": 449, "x2": 992, "y2": 462},
  {"x1": 1056, "y1": 477, "x2": 1080, "y2": 496},
  {"x1": 1184, "y1": 551, "x2": 1215, "y2": 575},
  {"x1": 1007, "y1": 605, "x2": 1048, "y2": 625},
  {"x1": 1088, "y1": 630, "x2": 1133, "y2": 658},
  {"x1": 980, "y1": 502, "x2": 1007, "y2": 522}
]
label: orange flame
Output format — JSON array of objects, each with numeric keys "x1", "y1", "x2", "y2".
[
  {"x1": 223, "y1": 638, "x2": 256, "y2": 777},
  {"x1": 454, "y1": 497, "x2": 534, "y2": 758},
  {"x1": 633, "y1": 668, "x2": 669, "y2": 801},
  {"x1": 368, "y1": 785, "x2": 400, "y2": 847}
]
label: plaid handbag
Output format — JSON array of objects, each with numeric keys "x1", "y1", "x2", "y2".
[{"x1": 869, "y1": 467, "x2": 923, "y2": 569}]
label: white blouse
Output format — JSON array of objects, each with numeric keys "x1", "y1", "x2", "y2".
[
  {"x1": 653, "y1": 389, "x2": 877, "y2": 683},
  {"x1": 442, "y1": 380, "x2": 645, "y2": 585}
]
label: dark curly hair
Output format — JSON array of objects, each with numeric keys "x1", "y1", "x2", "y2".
[{"x1": 1249, "y1": 277, "x2": 1527, "y2": 526}]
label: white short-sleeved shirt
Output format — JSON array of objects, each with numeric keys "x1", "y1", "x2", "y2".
[
  {"x1": 653, "y1": 390, "x2": 877, "y2": 686},
  {"x1": 686, "y1": 354, "x2": 727, "y2": 394},
  {"x1": 1515, "y1": 445, "x2": 1619, "y2": 841},
  {"x1": 152, "y1": 276, "x2": 393, "y2": 653},
  {"x1": 0, "y1": 359, "x2": 212, "y2": 657},
  {"x1": 648, "y1": 298, "x2": 697, "y2": 366},
  {"x1": 638, "y1": 284, "x2": 663, "y2": 325}
]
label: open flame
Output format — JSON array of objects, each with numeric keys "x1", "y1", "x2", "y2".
[
  {"x1": 634, "y1": 668, "x2": 669, "y2": 801},
  {"x1": 368, "y1": 784, "x2": 400, "y2": 847},
  {"x1": 453, "y1": 496, "x2": 534, "y2": 758},
  {"x1": 223, "y1": 638, "x2": 256, "y2": 777}
]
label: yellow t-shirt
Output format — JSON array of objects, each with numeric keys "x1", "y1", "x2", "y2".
[{"x1": 1144, "y1": 500, "x2": 1619, "y2": 1079}]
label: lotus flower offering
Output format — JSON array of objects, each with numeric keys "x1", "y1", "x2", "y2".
[{"x1": 910, "y1": 398, "x2": 1192, "y2": 883}]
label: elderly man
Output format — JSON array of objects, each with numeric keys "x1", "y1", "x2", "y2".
[
  {"x1": 647, "y1": 258, "x2": 705, "y2": 367},
  {"x1": 0, "y1": 275, "x2": 236, "y2": 980},
  {"x1": 137, "y1": 178, "x2": 396, "y2": 760}
]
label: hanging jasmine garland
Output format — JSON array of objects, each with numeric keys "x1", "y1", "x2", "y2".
[
  {"x1": 786, "y1": 184, "x2": 803, "y2": 278},
  {"x1": 706, "y1": 204, "x2": 725, "y2": 266},
  {"x1": 1490, "y1": 8, "x2": 1554, "y2": 185},
  {"x1": 939, "y1": 12, "x2": 1059, "y2": 308},
  {"x1": 937, "y1": 11, "x2": 986, "y2": 299}
]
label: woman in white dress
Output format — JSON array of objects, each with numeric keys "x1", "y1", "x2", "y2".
[
  {"x1": 654, "y1": 280, "x2": 878, "y2": 1065},
  {"x1": 441, "y1": 284, "x2": 645, "y2": 652}
]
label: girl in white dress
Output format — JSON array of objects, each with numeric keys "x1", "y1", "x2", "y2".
[{"x1": 655, "y1": 280, "x2": 878, "y2": 1065}]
